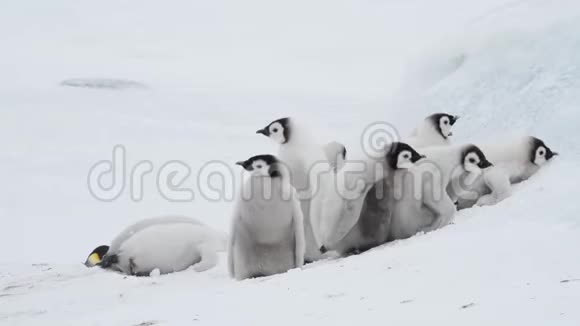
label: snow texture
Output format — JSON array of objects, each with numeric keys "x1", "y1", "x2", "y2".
[{"x1": 1, "y1": 0, "x2": 579, "y2": 325}]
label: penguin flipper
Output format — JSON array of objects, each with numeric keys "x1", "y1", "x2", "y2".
[
  {"x1": 477, "y1": 168, "x2": 513, "y2": 206},
  {"x1": 291, "y1": 188, "x2": 306, "y2": 268},
  {"x1": 421, "y1": 184, "x2": 456, "y2": 232},
  {"x1": 228, "y1": 207, "x2": 240, "y2": 278}
]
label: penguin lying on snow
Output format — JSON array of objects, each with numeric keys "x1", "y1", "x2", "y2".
[
  {"x1": 85, "y1": 216, "x2": 227, "y2": 276},
  {"x1": 456, "y1": 136, "x2": 558, "y2": 209},
  {"x1": 228, "y1": 154, "x2": 305, "y2": 280}
]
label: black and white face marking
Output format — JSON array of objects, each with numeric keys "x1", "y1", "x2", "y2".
[
  {"x1": 429, "y1": 113, "x2": 459, "y2": 139},
  {"x1": 462, "y1": 145, "x2": 493, "y2": 174},
  {"x1": 386, "y1": 142, "x2": 425, "y2": 170},
  {"x1": 236, "y1": 154, "x2": 281, "y2": 177},
  {"x1": 256, "y1": 117, "x2": 291, "y2": 144},
  {"x1": 85, "y1": 245, "x2": 110, "y2": 267},
  {"x1": 530, "y1": 137, "x2": 557, "y2": 166}
]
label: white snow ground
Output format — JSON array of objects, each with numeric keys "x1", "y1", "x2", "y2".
[{"x1": 1, "y1": 0, "x2": 580, "y2": 325}]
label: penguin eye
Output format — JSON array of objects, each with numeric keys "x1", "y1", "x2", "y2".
[
  {"x1": 443, "y1": 120, "x2": 449, "y2": 125},
  {"x1": 272, "y1": 128, "x2": 278, "y2": 133},
  {"x1": 469, "y1": 158, "x2": 476, "y2": 163},
  {"x1": 256, "y1": 164, "x2": 263, "y2": 169},
  {"x1": 403, "y1": 153, "x2": 410, "y2": 159},
  {"x1": 539, "y1": 150, "x2": 545, "y2": 156}
]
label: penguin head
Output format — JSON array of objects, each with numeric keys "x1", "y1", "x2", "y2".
[
  {"x1": 386, "y1": 142, "x2": 425, "y2": 170},
  {"x1": 236, "y1": 154, "x2": 282, "y2": 177},
  {"x1": 256, "y1": 117, "x2": 291, "y2": 144},
  {"x1": 462, "y1": 145, "x2": 493, "y2": 174},
  {"x1": 429, "y1": 113, "x2": 459, "y2": 139},
  {"x1": 530, "y1": 137, "x2": 558, "y2": 166},
  {"x1": 85, "y1": 245, "x2": 109, "y2": 267}
]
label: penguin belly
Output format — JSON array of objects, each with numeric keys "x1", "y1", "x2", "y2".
[
  {"x1": 300, "y1": 197, "x2": 324, "y2": 262},
  {"x1": 234, "y1": 189, "x2": 299, "y2": 279},
  {"x1": 233, "y1": 223, "x2": 296, "y2": 279}
]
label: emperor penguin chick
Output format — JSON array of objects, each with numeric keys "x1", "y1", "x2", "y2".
[
  {"x1": 228, "y1": 154, "x2": 305, "y2": 280},
  {"x1": 256, "y1": 117, "x2": 333, "y2": 262},
  {"x1": 456, "y1": 136, "x2": 558, "y2": 209},
  {"x1": 85, "y1": 216, "x2": 205, "y2": 267},
  {"x1": 389, "y1": 144, "x2": 493, "y2": 240},
  {"x1": 406, "y1": 113, "x2": 459, "y2": 148},
  {"x1": 329, "y1": 142, "x2": 425, "y2": 255},
  {"x1": 85, "y1": 216, "x2": 226, "y2": 276}
]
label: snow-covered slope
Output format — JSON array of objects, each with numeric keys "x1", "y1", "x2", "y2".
[{"x1": 2, "y1": 0, "x2": 580, "y2": 325}]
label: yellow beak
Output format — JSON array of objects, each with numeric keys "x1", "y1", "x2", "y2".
[{"x1": 85, "y1": 253, "x2": 102, "y2": 267}]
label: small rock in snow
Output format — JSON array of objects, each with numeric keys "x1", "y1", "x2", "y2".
[
  {"x1": 60, "y1": 78, "x2": 147, "y2": 90},
  {"x1": 460, "y1": 303, "x2": 476, "y2": 309}
]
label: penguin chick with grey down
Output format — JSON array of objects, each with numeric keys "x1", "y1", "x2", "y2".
[
  {"x1": 228, "y1": 154, "x2": 305, "y2": 280},
  {"x1": 323, "y1": 142, "x2": 425, "y2": 255},
  {"x1": 256, "y1": 117, "x2": 335, "y2": 262},
  {"x1": 456, "y1": 136, "x2": 558, "y2": 209},
  {"x1": 389, "y1": 144, "x2": 493, "y2": 241},
  {"x1": 405, "y1": 113, "x2": 459, "y2": 149}
]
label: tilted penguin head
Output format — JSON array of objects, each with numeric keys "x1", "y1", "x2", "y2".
[
  {"x1": 461, "y1": 145, "x2": 493, "y2": 174},
  {"x1": 236, "y1": 154, "x2": 282, "y2": 177},
  {"x1": 85, "y1": 245, "x2": 109, "y2": 267},
  {"x1": 256, "y1": 117, "x2": 291, "y2": 144},
  {"x1": 386, "y1": 142, "x2": 426, "y2": 170},
  {"x1": 428, "y1": 113, "x2": 459, "y2": 139},
  {"x1": 530, "y1": 137, "x2": 558, "y2": 166}
]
